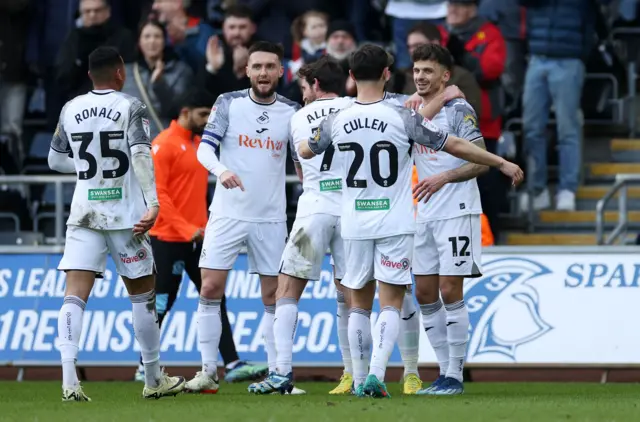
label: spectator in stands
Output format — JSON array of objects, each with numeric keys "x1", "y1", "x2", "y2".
[
  {"x1": 236, "y1": 0, "x2": 320, "y2": 59},
  {"x1": 404, "y1": 22, "x2": 482, "y2": 115},
  {"x1": 286, "y1": 11, "x2": 328, "y2": 84},
  {"x1": 55, "y1": 0, "x2": 135, "y2": 104},
  {"x1": 519, "y1": 0, "x2": 607, "y2": 212},
  {"x1": 26, "y1": 0, "x2": 79, "y2": 130},
  {"x1": 325, "y1": 20, "x2": 358, "y2": 96},
  {"x1": 440, "y1": 0, "x2": 507, "y2": 239},
  {"x1": 122, "y1": 20, "x2": 194, "y2": 140},
  {"x1": 197, "y1": 5, "x2": 256, "y2": 98},
  {"x1": 0, "y1": 0, "x2": 31, "y2": 165},
  {"x1": 152, "y1": 0, "x2": 216, "y2": 73},
  {"x1": 385, "y1": 0, "x2": 447, "y2": 70},
  {"x1": 480, "y1": 0, "x2": 527, "y2": 117}
]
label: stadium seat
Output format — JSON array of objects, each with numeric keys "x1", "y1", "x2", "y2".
[
  {"x1": 40, "y1": 183, "x2": 75, "y2": 207},
  {"x1": 22, "y1": 131, "x2": 54, "y2": 174},
  {"x1": 0, "y1": 212, "x2": 20, "y2": 232},
  {"x1": 0, "y1": 231, "x2": 44, "y2": 245},
  {"x1": 34, "y1": 212, "x2": 69, "y2": 239}
]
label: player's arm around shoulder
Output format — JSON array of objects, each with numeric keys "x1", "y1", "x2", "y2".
[{"x1": 298, "y1": 111, "x2": 337, "y2": 159}]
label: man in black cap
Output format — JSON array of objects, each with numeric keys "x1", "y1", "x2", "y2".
[{"x1": 325, "y1": 20, "x2": 358, "y2": 95}]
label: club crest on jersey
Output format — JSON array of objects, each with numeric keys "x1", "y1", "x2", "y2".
[
  {"x1": 465, "y1": 258, "x2": 553, "y2": 361},
  {"x1": 142, "y1": 118, "x2": 151, "y2": 138},
  {"x1": 256, "y1": 111, "x2": 269, "y2": 124}
]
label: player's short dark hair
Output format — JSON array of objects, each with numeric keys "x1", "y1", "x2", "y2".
[
  {"x1": 297, "y1": 56, "x2": 345, "y2": 96},
  {"x1": 348, "y1": 44, "x2": 393, "y2": 82},
  {"x1": 88, "y1": 46, "x2": 123, "y2": 82},
  {"x1": 408, "y1": 22, "x2": 442, "y2": 43},
  {"x1": 411, "y1": 43, "x2": 454, "y2": 71},
  {"x1": 248, "y1": 41, "x2": 284, "y2": 61},
  {"x1": 224, "y1": 4, "x2": 254, "y2": 21},
  {"x1": 180, "y1": 88, "x2": 215, "y2": 110}
]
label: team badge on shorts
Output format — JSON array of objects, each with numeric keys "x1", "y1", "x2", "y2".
[{"x1": 136, "y1": 249, "x2": 148, "y2": 261}]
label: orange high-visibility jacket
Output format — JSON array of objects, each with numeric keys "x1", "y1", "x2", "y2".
[{"x1": 411, "y1": 166, "x2": 494, "y2": 246}]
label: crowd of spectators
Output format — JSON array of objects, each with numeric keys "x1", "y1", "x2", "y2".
[{"x1": 0, "y1": 0, "x2": 637, "y2": 242}]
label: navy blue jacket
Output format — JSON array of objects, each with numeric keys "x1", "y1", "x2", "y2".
[
  {"x1": 520, "y1": 0, "x2": 605, "y2": 60},
  {"x1": 480, "y1": 0, "x2": 525, "y2": 41}
]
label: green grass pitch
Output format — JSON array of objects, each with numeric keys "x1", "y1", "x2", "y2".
[{"x1": 1, "y1": 381, "x2": 640, "y2": 422}]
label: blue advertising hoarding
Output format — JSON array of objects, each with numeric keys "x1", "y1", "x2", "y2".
[{"x1": 0, "y1": 253, "x2": 401, "y2": 366}]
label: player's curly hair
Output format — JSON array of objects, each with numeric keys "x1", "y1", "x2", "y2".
[{"x1": 411, "y1": 43, "x2": 454, "y2": 71}]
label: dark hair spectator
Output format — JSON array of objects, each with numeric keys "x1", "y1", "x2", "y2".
[{"x1": 121, "y1": 19, "x2": 194, "y2": 140}]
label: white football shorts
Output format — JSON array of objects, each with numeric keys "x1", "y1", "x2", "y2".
[
  {"x1": 199, "y1": 216, "x2": 287, "y2": 276},
  {"x1": 341, "y1": 234, "x2": 414, "y2": 290},
  {"x1": 280, "y1": 214, "x2": 345, "y2": 281},
  {"x1": 413, "y1": 214, "x2": 482, "y2": 277},
  {"x1": 58, "y1": 225, "x2": 154, "y2": 279}
]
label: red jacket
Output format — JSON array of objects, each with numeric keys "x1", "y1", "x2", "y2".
[{"x1": 440, "y1": 19, "x2": 506, "y2": 140}]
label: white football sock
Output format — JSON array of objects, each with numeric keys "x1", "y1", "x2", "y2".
[
  {"x1": 336, "y1": 291, "x2": 352, "y2": 375},
  {"x1": 197, "y1": 297, "x2": 221, "y2": 379},
  {"x1": 130, "y1": 290, "x2": 162, "y2": 388},
  {"x1": 444, "y1": 300, "x2": 469, "y2": 382},
  {"x1": 58, "y1": 295, "x2": 85, "y2": 388},
  {"x1": 263, "y1": 305, "x2": 277, "y2": 373},
  {"x1": 348, "y1": 308, "x2": 371, "y2": 388},
  {"x1": 274, "y1": 298, "x2": 298, "y2": 375},
  {"x1": 420, "y1": 300, "x2": 449, "y2": 376},
  {"x1": 369, "y1": 306, "x2": 400, "y2": 382},
  {"x1": 399, "y1": 291, "x2": 420, "y2": 377}
]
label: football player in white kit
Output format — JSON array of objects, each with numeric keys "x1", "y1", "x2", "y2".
[
  {"x1": 246, "y1": 56, "x2": 352, "y2": 395},
  {"x1": 409, "y1": 44, "x2": 489, "y2": 396},
  {"x1": 299, "y1": 44, "x2": 523, "y2": 398},
  {"x1": 48, "y1": 47, "x2": 185, "y2": 401},
  {"x1": 186, "y1": 41, "x2": 300, "y2": 394}
]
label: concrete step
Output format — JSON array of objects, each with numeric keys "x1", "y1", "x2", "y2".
[
  {"x1": 505, "y1": 232, "x2": 636, "y2": 246},
  {"x1": 575, "y1": 185, "x2": 640, "y2": 211},
  {"x1": 538, "y1": 210, "x2": 640, "y2": 229},
  {"x1": 610, "y1": 139, "x2": 640, "y2": 160},
  {"x1": 588, "y1": 163, "x2": 640, "y2": 181}
]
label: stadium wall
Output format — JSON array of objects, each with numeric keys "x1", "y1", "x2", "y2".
[{"x1": 1, "y1": 245, "x2": 639, "y2": 382}]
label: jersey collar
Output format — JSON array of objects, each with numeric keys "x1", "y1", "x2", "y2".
[
  {"x1": 91, "y1": 89, "x2": 115, "y2": 95},
  {"x1": 248, "y1": 89, "x2": 276, "y2": 106},
  {"x1": 169, "y1": 120, "x2": 196, "y2": 141}
]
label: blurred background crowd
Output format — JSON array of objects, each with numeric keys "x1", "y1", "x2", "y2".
[{"x1": 0, "y1": 0, "x2": 638, "y2": 244}]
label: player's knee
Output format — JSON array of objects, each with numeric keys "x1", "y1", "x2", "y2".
[
  {"x1": 276, "y1": 274, "x2": 306, "y2": 301},
  {"x1": 414, "y1": 276, "x2": 440, "y2": 304},
  {"x1": 440, "y1": 278, "x2": 464, "y2": 304}
]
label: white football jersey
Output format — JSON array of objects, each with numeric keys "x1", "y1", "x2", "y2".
[
  {"x1": 290, "y1": 96, "x2": 353, "y2": 218},
  {"x1": 309, "y1": 100, "x2": 449, "y2": 240},
  {"x1": 50, "y1": 89, "x2": 152, "y2": 230},
  {"x1": 414, "y1": 99, "x2": 483, "y2": 222},
  {"x1": 202, "y1": 89, "x2": 300, "y2": 222}
]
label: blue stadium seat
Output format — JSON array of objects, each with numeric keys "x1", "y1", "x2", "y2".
[
  {"x1": 28, "y1": 132, "x2": 53, "y2": 160},
  {"x1": 40, "y1": 183, "x2": 75, "y2": 207}
]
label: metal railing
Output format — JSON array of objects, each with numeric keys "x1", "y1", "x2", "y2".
[
  {"x1": 0, "y1": 174, "x2": 303, "y2": 245},
  {"x1": 596, "y1": 173, "x2": 640, "y2": 245},
  {"x1": 611, "y1": 27, "x2": 640, "y2": 138}
]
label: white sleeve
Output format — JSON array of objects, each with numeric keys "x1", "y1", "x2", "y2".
[
  {"x1": 130, "y1": 144, "x2": 159, "y2": 207},
  {"x1": 47, "y1": 149, "x2": 76, "y2": 173},
  {"x1": 197, "y1": 141, "x2": 229, "y2": 177}
]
